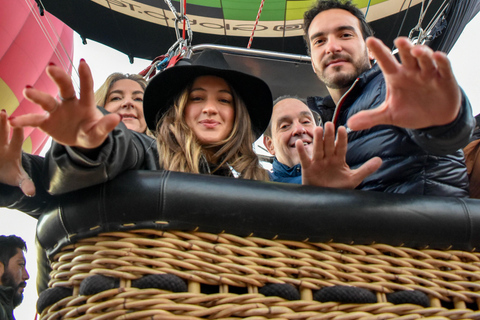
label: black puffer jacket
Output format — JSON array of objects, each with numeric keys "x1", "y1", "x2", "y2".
[
  {"x1": 307, "y1": 64, "x2": 474, "y2": 197},
  {"x1": 0, "y1": 154, "x2": 53, "y2": 217},
  {"x1": 0, "y1": 286, "x2": 15, "y2": 320}
]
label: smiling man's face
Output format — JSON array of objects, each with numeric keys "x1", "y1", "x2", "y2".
[
  {"x1": 308, "y1": 8, "x2": 372, "y2": 90},
  {"x1": 264, "y1": 98, "x2": 316, "y2": 168}
]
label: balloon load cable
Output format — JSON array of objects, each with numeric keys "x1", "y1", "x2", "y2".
[
  {"x1": 25, "y1": 0, "x2": 77, "y2": 88},
  {"x1": 247, "y1": 0, "x2": 266, "y2": 49}
]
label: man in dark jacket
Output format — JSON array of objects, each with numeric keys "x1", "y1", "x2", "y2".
[
  {"x1": 303, "y1": 0, "x2": 474, "y2": 196},
  {"x1": 0, "y1": 235, "x2": 29, "y2": 320}
]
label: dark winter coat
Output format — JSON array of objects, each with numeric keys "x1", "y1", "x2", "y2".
[
  {"x1": 307, "y1": 64, "x2": 474, "y2": 197},
  {"x1": 0, "y1": 286, "x2": 15, "y2": 320}
]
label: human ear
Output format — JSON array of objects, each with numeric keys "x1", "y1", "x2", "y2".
[
  {"x1": 263, "y1": 136, "x2": 275, "y2": 155},
  {"x1": 0, "y1": 262, "x2": 4, "y2": 283}
]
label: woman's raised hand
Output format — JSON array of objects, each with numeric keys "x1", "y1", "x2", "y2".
[
  {"x1": 0, "y1": 110, "x2": 35, "y2": 196},
  {"x1": 11, "y1": 59, "x2": 121, "y2": 149}
]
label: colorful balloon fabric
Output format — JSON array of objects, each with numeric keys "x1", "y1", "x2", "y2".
[
  {"x1": 0, "y1": 0, "x2": 74, "y2": 154},
  {"x1": 35, "y1": 0, "x2": 479, "y2": 60}
]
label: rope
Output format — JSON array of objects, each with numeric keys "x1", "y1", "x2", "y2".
[
  {"x1": 364, "y1": 0, "x2": 372, "y2": 18},
  {"x1": 182, "y1": 0, "x2": 187, "y2": 40},
  {"x1": 30, "y1": 0, "x2": 78, "y2": 89},
  {"x1": 247, "y1": 0, "x2": 266, "y2": 49}
]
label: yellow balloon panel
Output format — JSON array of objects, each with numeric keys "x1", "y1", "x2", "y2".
[
  {"x1": 22, "y1": 136, "x2": 33, "y2": 154},
  {"x1": 0, "y1": 77, "x2": 19, "y2": 116}
]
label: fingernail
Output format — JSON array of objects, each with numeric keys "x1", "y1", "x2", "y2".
[
  {"x1": 8, "y1": 116, "x2": 15, "y2": 121},
  {"x1": 1, "y1": 109, "x2": 6, "y2": 114},
  {"x1": 80, "y1": 58, "x2": 85, "y2": 63},
  {"x1": 48, "y1": 62, "x2": 56, "y2": 66},
  {"x1": 25, "y1": 85, "x2": 33, "y2": 89}
]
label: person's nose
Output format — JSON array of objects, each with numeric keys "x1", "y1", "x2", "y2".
[
  {"x1": 292, "y1": 122, "x2": 307, "y2": 136},
  {"x1": 121, "y1": 97, "x2": 135, "y2": 109},
  {"x1": 202, "y1": 99, "x2": 218, "y2": 116},
  {"x1": 325, "y1": 36, "x2": 342, "y2": 55},
  {"x1": 23, "y1": 268, "x2": 30, "y2": 281}
]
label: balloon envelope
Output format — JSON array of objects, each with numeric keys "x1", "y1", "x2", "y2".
[
  {"x1": 0, "y1": 0, "x2": 74, "y2": 155},
  {"x1": 35, "y1": 0, "x2": 479, "y2": 60}
]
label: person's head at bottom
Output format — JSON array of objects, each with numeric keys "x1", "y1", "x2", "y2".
[{"x1": 0, "y1": 235, "x2": 29, "y2": 309}]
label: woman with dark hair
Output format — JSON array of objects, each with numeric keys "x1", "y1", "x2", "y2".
[{"x1": 145, "y1": 49, "x2": 270, "y2": 180}]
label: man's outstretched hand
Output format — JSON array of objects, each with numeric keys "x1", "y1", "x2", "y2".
[
  {"x1": 299, "y1": 122, "x2": 382, "y2": 188},
  {"x1": 348, "y1": 37, "x2": 461, "y2": 131}
]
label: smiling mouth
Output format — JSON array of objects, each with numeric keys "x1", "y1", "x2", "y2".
[
  {"x1": 200, "y1": 120, "x2": 220, "y2": 128},
  {"x1": 290, "y1": 141, "x2": 312, "y2": 148},
  {"x1": 121, "y1": 114, "x2": 138, "y2": 120},
  {"x1": 326, "y1": 59, "x2": 348, "y2": 67}
]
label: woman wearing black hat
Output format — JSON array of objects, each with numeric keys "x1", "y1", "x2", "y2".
[
  {"x1": 145, "y1": 49, "x2": 271, "y2": 181},
  {"x1": 11, "y1": 49, "x2": 272, "y2": 194}
]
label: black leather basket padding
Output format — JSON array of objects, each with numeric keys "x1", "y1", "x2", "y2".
[{"x1": 37, "y1": 170, "x2": 480, "y2": 257}]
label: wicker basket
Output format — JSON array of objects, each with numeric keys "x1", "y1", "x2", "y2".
[
  {"x1": 35, "y1": 171, "x2": 480, "y2": 319},
  {"x1": 38, "y1": 229, "x2": 480, "y2": 320}
]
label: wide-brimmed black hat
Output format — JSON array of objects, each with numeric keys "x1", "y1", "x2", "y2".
[{"x1": 143, "y1": 49, "x2": 273, "y2": 139}]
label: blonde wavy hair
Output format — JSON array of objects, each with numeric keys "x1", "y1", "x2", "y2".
[
  {"x1": 156, "y1": 82, "x2": 269, "y2": 181},
  {"x1": 95, "y1": 73, "x2": 147, "y2": 107}
]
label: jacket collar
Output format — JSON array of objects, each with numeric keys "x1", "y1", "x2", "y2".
[
  {"x1": 307, "y1": 63, "x2": 382, "y2": 121},
  {"x1": 272, "y1": 158, "x2": 301, "y2": 177},
  {"x1": 357, "y1": 63, "x2": 381, "y2": 87}
]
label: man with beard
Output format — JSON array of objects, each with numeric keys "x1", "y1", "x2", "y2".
[
  {"x1": 264, "y1": 95, "x2": 381, "y2": 187},
  {"x1": 303, "y1": 0, "x2": 475, "y2": 196},
  {"x1": 0, "y1": 235, "x2": 29, "y2": 320}
]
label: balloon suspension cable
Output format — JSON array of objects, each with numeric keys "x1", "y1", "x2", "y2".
[
  {"x1": 391, "y1": 0, "x2": 448, "y2": 55},
  {"x1": 140, "y1": 0, "x2": 192, "y2": 79},
  {"x1": 247, "y1": 0, "x2": 266, "y2": 49},
  {"x1": 418, "y1": 0, "x2": 449, "y2": 42},
  {"x1": 26, "y1": 0, "x2": 77, "y2": 87},
  {"x1": 408, "y1": 0, "x2": 449, "y2": 44}
]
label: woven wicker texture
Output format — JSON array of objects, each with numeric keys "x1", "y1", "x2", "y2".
[{"x1": 40, "y1": 229, "x2": 480, "y2": 319}]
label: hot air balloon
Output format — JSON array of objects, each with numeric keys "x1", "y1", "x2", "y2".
[
  {"x1": 31, "y1": 0, "x2": 480, "y2": 99},
  {"x1": 4, "y1": 2, "x2": 480, "y2": 320},
  {"x1": 32, "y1": 0, "x2": 480, "y2": 59},
  {"x1": 0, "y1": 0, "x2": 74, "y2": 155}
]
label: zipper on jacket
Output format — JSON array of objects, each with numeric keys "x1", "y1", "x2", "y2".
[{"x1": 332, "y1": 78, "x2": 359, "y2": 128}]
